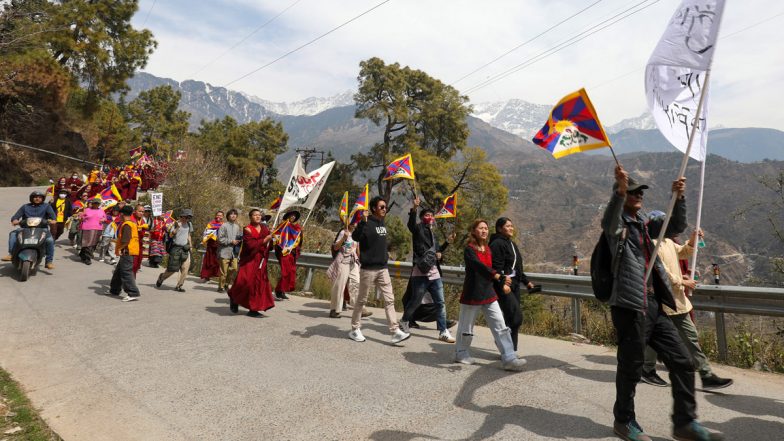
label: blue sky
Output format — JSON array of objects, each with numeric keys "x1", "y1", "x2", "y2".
[{"x1": 132, "y1": 0, "x2": 784, "y2": 129}]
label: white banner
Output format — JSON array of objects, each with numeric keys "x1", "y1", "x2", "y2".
[
  {"x1": 150, "y1": 192, "x2": 163, "y2": 216},
  {"x1": 645, "y1": 0, "x2": 725, "y2": 162},
  {"x1": 279, "y1": 155, "x2": 336, "y2": 213}
]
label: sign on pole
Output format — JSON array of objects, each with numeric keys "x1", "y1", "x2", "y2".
[{"x1": 150, "y1": 192, "x2": 163, "y2": 216}]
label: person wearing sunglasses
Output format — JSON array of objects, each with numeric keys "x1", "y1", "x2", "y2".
[{"x1": 348, "y1": 196, "x2": 410, "y2": 345}]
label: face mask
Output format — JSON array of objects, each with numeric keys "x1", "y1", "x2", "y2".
[
  {"x1": 423, "y1": 217, "x2": 435, "y2": 226},
  {"x1": 72, "y1": 175, "x2": 78, "y2": 179},
  {"x1": 59, "y1": 194, "x2": 66, "y2": 199}
]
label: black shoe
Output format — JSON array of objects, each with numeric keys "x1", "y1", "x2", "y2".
[
  {"x1": 84, "y1": 259, "x2": 92, "y2": 265},
  {"x1": 329, "y1": 310, "x2": 341, "y2": 318},
  {"x1": 174, "y1": 286, "x2": 185, "y2": 292},
  {"x1": 342, "y1": 305, "x2": 348, "y2": 311},
  {"x1": 247, "y1": 311, "x2": 262, "y2": 317},
  {"x1": 155, "y1": 276, "x2": 163, "y2": 288},
  {"x1": 673, "y1": 421, "x2": 724, "y2": 441},
  {"x1": 229, "y1": 301, "x2": 238, "y2": 314},
  {"x1": 701, "y1": 374, "x2": 733, "y2": 390},
  {"x1": 640, "y1": 370, "x2": 668, "y2": 387},
  {"x1": 276, "y1": 292, "x2": 289, "y2": 300},
  {"x1": 217, "y1": 287, "x2": 225, "y2": 293},
  {"x1": 446, "y1": 319, "x2": 457, "y2": 329},
  {"x1": 409, "y1": 321, "x2": 421, "y2": 329}
]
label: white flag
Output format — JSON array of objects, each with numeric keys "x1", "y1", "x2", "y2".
[
  {"x1": 279, "y1": 155, "x2": 336, "y2": 213},
  {"x1": 645, "y1": 0, "x2": 725, "y2": 162}
]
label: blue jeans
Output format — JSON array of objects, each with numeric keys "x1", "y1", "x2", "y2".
[
  {"x1": 8, "y1": 228, "x2": 55, "y2": 263},
  {"x1": 402, "y1": 276, "x2": 447, "y2": 331}
]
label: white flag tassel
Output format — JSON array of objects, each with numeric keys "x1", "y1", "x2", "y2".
[{"x1": 643, "y1": 0, "x2": 725, "y2": 286}]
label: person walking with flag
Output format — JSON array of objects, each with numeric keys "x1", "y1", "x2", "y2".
[
  {"x1": 49, "y1": 189, "x2": 72, "y2": 242},
  {"x1": 227, "y1": 209, "x2": 275, "y2": 317},
  {"x1": 454, "y1": 219, "x2": 526, "y2": 372},
  {"x1": 348, "y1": 196, "x2": 410, "y2": 345},
  {"x1": 200, "y1": 211, "x2": 224, "y2": 282},
  {"x1": 399, "y1": 196, "x2": 455, "y2": 343},
  {"x1": 273, "y1": 210, "x2": 303, "y2": 301},
  {"x1": 156, "y1": 209, "x2": 193, "y2": 292},
  {"x1": 326, "y1": 222, "x2": 359, "y2": 318},
  {"x1": 147, "y1": 213, "x2": 167, "y2": 268}
]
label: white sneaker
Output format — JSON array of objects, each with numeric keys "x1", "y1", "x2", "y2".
[
  {"x1": 348, "y1": 329, "x2": 366, "y2": 342},
  {"x1": 502, "y1": 358, "x2": 527, "y2": 372},
  {"x1": 438, "y1": 330, "x2": 456, "y2": 343},
  {"x1": 121, "y1": 296, "x2": 138, "y2": 302},
  {"x1": 109, "y1": 259, "x2": 117, "y2": 265},
  {"x1": 454, "y1": 356, "x2": 475, "y2": 365},
  {"x1": 399, "y1": 320, "x2": 410, "y2": 333},
  {"x1": 391, "y1": 329, "x2": 410, "y2": 344}
]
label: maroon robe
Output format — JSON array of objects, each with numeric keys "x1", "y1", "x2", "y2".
[
  {"x1": 228, "y1": 224, "x2": 275, "y2": 312},
  {"x1": 200, "y1": 238, "x2": 221, "y2": 279},
  {"x1": 274, "y1": 225, "x2": 302, "y2": 294}
]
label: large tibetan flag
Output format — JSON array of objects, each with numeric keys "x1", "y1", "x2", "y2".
[
  {"x1": 339, "y1": 191, "x2": 349, "y2": 225},
  {"x1": 99, "y1": 183, "x2": 122, "y2": 210},
  {"x1": 434, "y1": 193, "x2": 457, "y2": 219},
  {"x1": 348, "y1": 184, "x2": 369, "y2": 225},
  {"x1": 532, "y1": 88, "x2": 611, "y2": 159},
  {"x1": 269, "y1": 195, "x2": 282, "y2": 211},
  {"x1": 271, "y1": 220, "x2": 302, "y2": 256},
  {"x1": 201, "y1": 220, "x2": 223, "y2": 245},
  {"x1": 645, "y1": 0, "x2": 725, "y2": 162},
  {"x1": 383, "y1": 153, "x2": 415, "y2": 181},
  {"x1": 129, "y1": 146, "x2": 143, "y2": 158}
]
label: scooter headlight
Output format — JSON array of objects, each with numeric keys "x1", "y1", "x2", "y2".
[{"x1": 25, "y1": 217, "x2": 42, "y2": 227}]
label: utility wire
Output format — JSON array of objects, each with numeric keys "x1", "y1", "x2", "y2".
[
  {"x1": 451, "y1": 0, "x2": 604, "y2": 86},
  {"x1": 463, "y1": 0, "x2": 660, "y2": 95},
  {"x1": 191, "y1": 0, "x2": 304, "y2": 77},
  {"x1": 224, "y1": 0, "x2": 391, "y2": 88},
  {"x1": 1, "y1": 140, "x2": 101, "y2": 166},
  {"x1": 141, "y1": 0, "x2": 157, "y2": 27}
]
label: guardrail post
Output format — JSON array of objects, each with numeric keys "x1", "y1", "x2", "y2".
[
  {"x1": 715, "y1": 311, "x2": 727, "y2": 362},
  {"x1": 303, "y1": 268, "x2": 314, "y2": 292},
  {"x1": 572, "y1": 298, "x2": 582, "y2": 334}
]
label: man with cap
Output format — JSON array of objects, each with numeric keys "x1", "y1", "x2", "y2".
[
  {"x1": 131, "y1": 204, "x2": 149, "y2": 275},
  {"x1": 3, "y1": 190, "x2": 57, "y2": 269},
  {"x1": 603, "y1": 165, "x2": 723, "y2": 441},
  {"x1": 108, "y1": 204, "x2": 140, "y2": 302},
  {"x1": 50, "y1": 188, "x2": 73, "y2": 241},
  {"x1": 273, "y1": 210, "x2": 302, "y2": 301},
  {"x1": 156, "y1": 208, "x2": 193, "y2": 292}
]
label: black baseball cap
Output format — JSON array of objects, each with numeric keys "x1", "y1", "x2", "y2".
[{"x1": 613, "y1": 177, "x2": 649, "y2": 193}]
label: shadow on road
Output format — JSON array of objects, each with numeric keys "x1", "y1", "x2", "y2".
[
  {"x1": 368, "y1": 430, "x2": 438, "y2": 440},
  {"x1": 704, "y1": 392, "x2": 784, "y2": 419},
  {"x1": 583, "y1": 354, "x2": 617, "y2": 366},
  {"x1": 704, "y1": 416, "x2": 784, "y2": 441}
]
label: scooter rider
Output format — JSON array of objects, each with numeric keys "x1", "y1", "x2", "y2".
[{"x1": 3, "y1": 190, "x2": 57, "y2": 269}]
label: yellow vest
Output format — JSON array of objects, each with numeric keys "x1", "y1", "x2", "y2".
[{"x1": 116, "y1": 220, "x2": 140, "y2": 256}]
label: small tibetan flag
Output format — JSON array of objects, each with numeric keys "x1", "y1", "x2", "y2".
[
  {"x1": 339, "y1": 191, "x2": 349, "y2": 224},
  {"x1": 162, "y1": 210, "x2": 175, "y2": 227},
  {"x1": 434, "y1": 193, "x2": 457, "y2": 219},
  {"x1": 348, "y1": 184, "x2": 369, "y2": 225},
  {"x1": 129, "y1": 146, "x2": 143, "y2": 158},
  {"x1": 269, "y1": 195, "x2": 282, "y2": 210},
  {"x1": 532, "y1": 88, "x2": 611, "y2": 159},
  {"x1": 383, "y1": 153, "x2": 415, "y2": 181}
]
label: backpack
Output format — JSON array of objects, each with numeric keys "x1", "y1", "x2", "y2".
[
  {"x1": 590, "y1": 227, "x2": 627, "y2": 302},
  {"x1": 331, "y1": 230, "x2": 342, "y2": 259}
]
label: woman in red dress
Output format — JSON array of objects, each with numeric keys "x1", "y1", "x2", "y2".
[
  {"x1": 200, "y1": 211, "x2": 224, "y2": 281},
  {"x1": 228, "y1": 209, "x2": 275, "y2": 317}
]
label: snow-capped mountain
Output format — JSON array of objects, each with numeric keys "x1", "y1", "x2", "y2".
[
  {"x1": 244, "y1": 90, "x2": 355, "y2": 116},
  {"x1": 605, "y1": 113, "x2": 656, "y2": 133},
  {"x1": 471, "y1": 99, "x2": 552, "y2": 138}
]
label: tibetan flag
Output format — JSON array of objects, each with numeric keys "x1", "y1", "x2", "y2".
[
  {"x1": 434, "y1": 193, "x2": 457, "y2": 219},
  {"x1": 383, "y1": 153, "x2": 415, "y2": 181},
  {"x1": 99, "y1": 184, "x2": 122, "y2": 210},
  {"x1": 269, "y1": 195, "x2": 282, "y2": 211},
  {"x1": 129, "y1": 146, "x2": 143, "y2": 158},
  {"x1": 271, "y1": 220, "x2": 302, "y2": 256},
  {"x1": 162, "y1": 210, "x2": 175, "y2": 228},
  {"x1": 201, "y1": 220, "x2": 223, "y2": 245},
  {"x1": 348, "y1": 183, "x2": 369, "y2": 225},
  {"x1": 532, "y1": 88, "x2": 611, "y2": 159},
  {"x1": 339, "y1": 191, "x2": 349, "y2": 224}
]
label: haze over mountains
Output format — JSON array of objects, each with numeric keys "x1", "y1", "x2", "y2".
[{"x1": 125, "y1": 72, "x2": 784, "y2": 285}]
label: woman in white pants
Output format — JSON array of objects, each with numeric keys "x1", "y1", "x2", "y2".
[
  {"x1": 326, "y1": 224, "x2": 359, "y2": 318},
  {"x1": 455, "y1": 219, "x2": 526, "y2": 371}
]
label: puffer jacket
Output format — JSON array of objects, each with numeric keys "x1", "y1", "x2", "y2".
[{"x1": 601, "y1": 190, "x2": 687, "y2": 311}]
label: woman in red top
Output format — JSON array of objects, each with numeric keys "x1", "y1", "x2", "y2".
[
  {"x1": 454, "y1": 219, "x2": 526, "y2": 371},
  {"x1": 227, "y1": 209, "x2": 275, "y2": 317}
]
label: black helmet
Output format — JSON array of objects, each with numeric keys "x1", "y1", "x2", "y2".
[{"x1": 29, "y1": 190, "x2": 45, "y2": 203}]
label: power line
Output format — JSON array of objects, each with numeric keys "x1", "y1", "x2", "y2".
[
  {"x1": 451, "y1": 0, "x2": 604, "y2": 86},
  {"x1": 224, "y1": 0, "x2": 391, "y2": 88},
  {"x1": 463, "y1": 0, "x2": 660, "y2": 95},
  {"x1": 141, "y1": 0, "x2": 157, "y2": 27},
  {"x1": 1, "y1": 140, "x2": 101, "y2": 166},
  {"x1": 191, "y1": 0, "x2": 304, "y2": 77}
]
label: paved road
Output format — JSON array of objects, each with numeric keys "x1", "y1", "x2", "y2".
[{"x1": 1, "y1": 186, "x2": 783, "y2": 440}]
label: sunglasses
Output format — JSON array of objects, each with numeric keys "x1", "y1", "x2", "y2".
[
  {"x1": 376, "y1": 205, "x2": 387, "y2": 210},
  {"x1": 628, "y1": 190, "x2": 644, "y2": 198}
]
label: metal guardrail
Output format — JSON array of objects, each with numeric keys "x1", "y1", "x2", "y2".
[{"x1": 294, "y1": 253, "x2": 784, "y2": 361}]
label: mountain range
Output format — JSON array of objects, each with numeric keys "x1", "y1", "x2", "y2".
[{"x1": 122, "y1": 72, "x2": 784, "y2": 285}]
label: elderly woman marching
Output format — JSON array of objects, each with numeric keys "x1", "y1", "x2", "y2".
[
  {"x1": 454, "y1": 219, "x2": 526, "y2": 371},
  {"x1": 326, "y1": 223, "x2": 360, "y2": 318}
]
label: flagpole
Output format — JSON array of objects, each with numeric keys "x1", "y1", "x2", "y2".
[
  {"x1": 644, "y1": 69, "x2": 712, "y2": 285},
  {"x1": 689, "y1": 156, "x2": 707, "y2": 279},
  {"x1": 608, "y1": 145, "x2": 621, "y2": 167}
]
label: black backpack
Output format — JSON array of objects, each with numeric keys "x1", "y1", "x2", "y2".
[{"x1": 590, "y1": 228, "x2": 627, "y2": 302}]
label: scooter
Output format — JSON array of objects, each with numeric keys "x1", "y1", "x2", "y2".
[{"x1": 12, "y1": 217, "x2": 48, "y2": 281}]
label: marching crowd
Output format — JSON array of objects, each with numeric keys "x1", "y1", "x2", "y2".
[{"x1": 4, "y1": 163, "x2": 734, "y2": 441}]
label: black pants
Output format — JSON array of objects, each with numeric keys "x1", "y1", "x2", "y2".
[
  {"x1": 110, "y1": 254, "x2": 140, "y2": 297},
  {"x1": 496, "y1": 283, "x2": 523, "y2": 351},
  {"x1": 611, "y1": 298, "x2": 696, "y2": 427}
]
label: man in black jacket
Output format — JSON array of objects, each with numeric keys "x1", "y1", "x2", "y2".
[
  {"x1": 348, "y1": 196, "x2": 410, "y2": 345},
  {"x1": 604, "y1": 165, "x2": 722, "y2": 441},
  {"x1": 400, "y1": 196, "x2": 455, "y2": 343}
]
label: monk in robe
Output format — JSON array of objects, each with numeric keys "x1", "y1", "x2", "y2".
[
  {"x1": 227, "y1": 209, "x2": 275, "y2": 317},
  {"x1": 273, "y1": 210, "x2": 303, "y2": 301},
  {"x1": 199, "y1": 211, "x2": 224, "y2": 281}
]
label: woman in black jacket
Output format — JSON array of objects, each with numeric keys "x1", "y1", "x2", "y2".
[
  {"x1": 454, "y1": 219, "x2": 526, "y2": 371},
  {"x1": 489, "y1": 217, "x2": 534, "y2": 352}
]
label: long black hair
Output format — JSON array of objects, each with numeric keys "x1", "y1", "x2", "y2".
[{"x1": 495, "y1": 217, "x2": 512, "y2": 232}]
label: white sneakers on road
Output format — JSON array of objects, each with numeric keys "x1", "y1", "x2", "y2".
[
  {"x1": 348, "y1": 329, "x2": 366, "y2": 342},
  {"x1": 391, "y1": 328, "x2": 410, "y2": 344}
]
